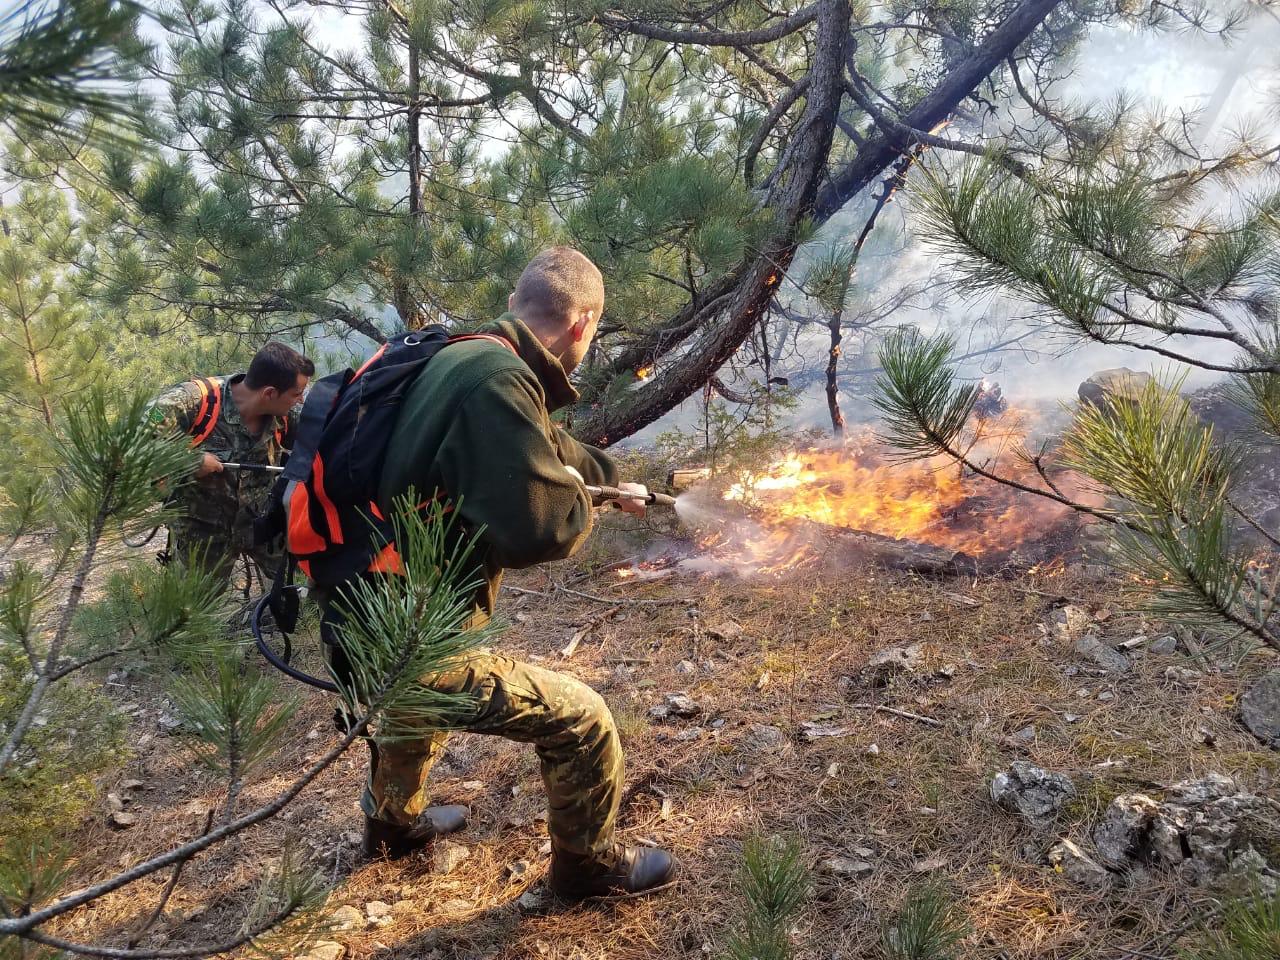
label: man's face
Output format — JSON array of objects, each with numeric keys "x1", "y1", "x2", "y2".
[{"x1": 262, "y1": 372, "x2": 308, "y2": 414}]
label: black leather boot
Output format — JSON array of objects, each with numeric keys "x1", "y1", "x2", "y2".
[
  {"x1": 549, "y1": 844, "x2": 677, "y2": 901},
  {"x1": 361, "y1": 805, "x2": 469, "y2": 861}
]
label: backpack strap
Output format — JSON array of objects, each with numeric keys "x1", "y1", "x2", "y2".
[{"x1": 187, "y1": 377, "x2": 223, "y2": 446}]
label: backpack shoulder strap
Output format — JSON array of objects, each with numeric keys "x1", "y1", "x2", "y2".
[{"x1": 187, "y1": 376, "x2": 223, "y2": 446}]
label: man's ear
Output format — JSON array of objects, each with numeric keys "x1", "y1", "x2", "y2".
[{"x1": 571, "y1": 309, "x2": 594, "y2": 343}]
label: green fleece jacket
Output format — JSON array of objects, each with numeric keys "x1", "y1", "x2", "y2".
[{"x1": 377, "y1": 316, "x2": 618, "y2": 621}]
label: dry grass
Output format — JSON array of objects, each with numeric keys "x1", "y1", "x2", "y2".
[{"x1": 36, "y1": 538, "x2": 1280, "y2": 960}]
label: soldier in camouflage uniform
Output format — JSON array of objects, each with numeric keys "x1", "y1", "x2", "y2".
[
  {"x1": 355, "y1": 248, "x2": 676, "y2": 900},
  {"x1": 148, "y1": 341, "x2": 314, "y2": 587}
]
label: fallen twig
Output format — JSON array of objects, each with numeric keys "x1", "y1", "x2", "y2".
[
  {"x1": 848, "y1": 703, "x2": 943, "y2": 728},
  {"x1": 561, "y1": 606, "x2": 622, "y2": 659}
]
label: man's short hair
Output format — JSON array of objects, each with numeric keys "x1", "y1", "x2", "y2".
[
  {"x1": 246, "y1": 341, "x2": 315, "y2": 392},
  {"x1": 511, "y1": 247, "x2": 605, "y2": 330}
]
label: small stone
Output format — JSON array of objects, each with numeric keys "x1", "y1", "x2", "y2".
[
  {"x1": 1097, "y1": 691, "x2": 1115, "y2": 702},
  {"x1": 1047, "y1": 839, "x2": 1112, "y2": 889},
  {"x1": 648, "y1": 704, "x2": 672, "y2": 721},
  {"x1": 1093, "y1": 794, "x2": 1159, "y2": 868},
  {"x1": 912, "y1": 856, "x2": 948, "y2": 873},
  {"x1": 364, "y1": 901, "x2": 392, "y2": 919},
  {"x1": 673, "y1": 726, "x2": 704, "y2": 742},
  {"x1": 1164, "y1": 666, "x2": 1202, "y2": 686},
  {"x1": 664, "y1": 692, "x2": 701, "y2": 718},
  {"x1": 391, "y1": 900, "x2": 419, "y2": 916},
  {"x1": 342, "y1": 831, "x2": 361, "y2": 847},
  {"x1": 676, "y1": 660, "x2": 697, "y2": 675},
  {"x1": 706, "y1": 620, "x2": 742, "y2": 641},
  {"x1": 1240, "y1": 670, "x2": 1280, "y2": 748},
  {"x1": 865, "y1": 743, "x2": 881, "y2": 756},
  {"x1": 820, "y1": 857, "x2": 874, "y2": 878},
  {"x1": 518, "y1": 888, "x2": 553, "y2": 912},
  {"x1": 106, "y1": 792, "x2": 124, "y2": 813},
  {"x1": 461, "y1": 780, "x2": 485, "y2": 791},
  {"x1": 440, "y1": 899, "x2": 473, "y2": 913},
  {"x1": 1011, "y1": 725, "x2": 1036, "y2": 744},
  {"x1": 508, "y1": 859, "x2": 530, "y2": 879},
  {"x1": 990, "y1": 761, "x2": 1077, "y2": 829},
  {"x1": 1075, "y1": 636, "x2": 1131, "y2": 674},
  {"x1": 1053, "y1": 605, "x2": 1093, "y2": 640},
  {"x1": 433, "y1": 842, "x2": 471, "y2": 875},
  {"x1": 307, "y1": 729, "x2": 320, "y2": 740},
  {"x1": 749, "y1": 724, "x2": 787, "y2": 752},
  {"x1": 867, "y1": 643, "x2": 926, "y2": 683},
  {"x1": 800, "y1": 722, "x2": 853, "y2": 741},
  {"x1": 305, "y1": 941, "x2": 346, "y2": 960},
  {"x1": 327, "y1": 905, "x2": 365, "y2": 930},
  {"x1": 109, "y1": 810, "x2": 137, "y2": 829},
  {"x1": 1150, "y1": 636, "x2": 1178, "y2": 655},
  {"x1": 1064, "y1": 714, "x2": 1082, "y2": 723},
  {"x1": 119, "y1": 779, "x2": 145, "y2": 792}
]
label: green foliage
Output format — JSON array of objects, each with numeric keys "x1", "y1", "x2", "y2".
[
  {"x1": 1061, "y1": 377, "x2": 1276, "y2": 639},
  {"x1": 54, "y1": 385, "x2": 197, "y2": 539},
  {"x1": 0, "y1": 834, "x2": 73, "y2": 917},
  {"x1": 171, "y1": 652, "x2": 299, "y2": 778},
  {"x1": 1224, "y1": 329, "x2": 1280, "y2": 442},
  {"x1": 1181, "y1": 888, "x2": 1280, "y2": 960},
  {"x1": 329, "y1": 494, "x2": 497, "y2": 743},
  {"x1": 0, "y1": 643, "x2": 127, "y2": 840},
  {"x1": 73, "y1": 558, "x2": 232, "y2": 664},
  {"x1": 880, "y1": 883, "x2": 969, "y2": 960},
  {"x1": 722, "y1": 834, "x2": 809, "y2": 960},
  {"x1": 0, "y1": 0, "x2": 143, "y2": 144},
  {"x1": 872, "y1": 329, "x2": 978, "y2": 460},
  {"x1": 1060, "y1": 375, "x2": 1239, "y2": 521}
]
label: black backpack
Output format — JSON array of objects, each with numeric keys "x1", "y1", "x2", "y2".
[{"x1": 272, "y1": 326, "x2": 515, "y2": 588}]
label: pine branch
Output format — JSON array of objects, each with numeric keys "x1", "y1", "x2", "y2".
[{"x1": 601, "y1": 4, "x2": 820, "y2": 46}]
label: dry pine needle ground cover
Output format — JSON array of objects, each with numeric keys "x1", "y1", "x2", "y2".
[{"x1": 47, "y1": 539, "x2": 1280, "y2": 960}]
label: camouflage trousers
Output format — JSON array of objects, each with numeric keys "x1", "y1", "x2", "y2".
[
  {"x1": 170, "y1": 520, "x2": 283, "y2": 593},
  {"x1": 362, "y1": 653, "x2": 624, "y2": 860}
]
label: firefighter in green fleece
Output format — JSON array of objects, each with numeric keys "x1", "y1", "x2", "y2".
[{"x1": 364, "y1": 247, "x2": 676, "y2": 900}]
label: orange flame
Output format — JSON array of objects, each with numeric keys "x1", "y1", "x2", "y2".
[
  {"x1": 635, "y1": 366, "x2": 653, "y2": 380},
  {"x1": 706, "y1": 423, "x2": 1078, "y2": 570}
]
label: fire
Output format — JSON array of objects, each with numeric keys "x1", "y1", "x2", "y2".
[
  {"x1": 635, "y1": 366, "x2": 653, "y2": 380},
  {"x1": 710, "y1": 427, "x2": 1078, "y2": 565}
]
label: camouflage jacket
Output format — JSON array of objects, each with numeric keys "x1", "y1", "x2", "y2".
[{"x1": 148, "y1": 374, "x2": 297, "y2": 547}]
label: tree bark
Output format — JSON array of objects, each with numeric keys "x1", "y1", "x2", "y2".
[
  {"x1": 575, "y1": 0, "x2": 1065, "y2": 446},
  {"x1": 575, "y1": 0, "x2": 853, "y2": 445},
  {"x1": 825, "y1": 307, "x2": 845, "y2": 437}
]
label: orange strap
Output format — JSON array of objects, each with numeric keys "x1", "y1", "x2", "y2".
[{"x1": 188, "y1": 377, "x2": 222, "y2": 447}]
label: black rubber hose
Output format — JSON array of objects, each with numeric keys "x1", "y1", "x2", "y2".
[{"x1": 251, "y1": 588, "x2": 339, "y2": 692}]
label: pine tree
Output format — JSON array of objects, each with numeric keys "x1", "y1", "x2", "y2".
[
  {"x1": 0, "y1": 390, "x2": 493, "y2": 956},
  {"x1": 0, "y1": 183, "x2": 105, "y2": 471},
  {"x1": 12, "y1": 0, "x2": 1207, "y2": 444}
]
